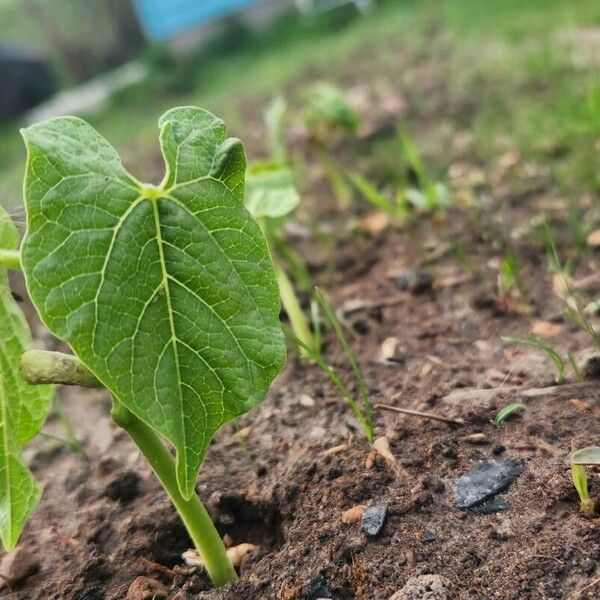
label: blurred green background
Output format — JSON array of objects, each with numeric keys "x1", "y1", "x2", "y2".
[{"x1": 1, "y1": 0, "x2": 599, "y2": 214}]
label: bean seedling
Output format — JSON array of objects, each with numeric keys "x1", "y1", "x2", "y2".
[{"x1": 0, "y1": 107, "x2": 286, "y2": 588}]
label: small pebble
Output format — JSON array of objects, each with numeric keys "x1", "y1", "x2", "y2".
[
  {"x1": 492, "y1": 444, "x2": 506, "y2": 455},
  {"x1": 361, "y1": 503, "x2": 388, "y2": 537},
  {"x1": 126, "y1": 576, "x2": 169, "y2": 600},
  {"x1": 394, "y1": 268, "x2": 433, "y2": 294},
  {"x1": 421, "y1": 531, "x2": 437, "y2": 544},
  {"x1": 341, "y1": 505, "x2": 365, "y2": 524},
  {"x1": 299, "y1": 394, "x2": 315, "y2": 408},
  {"x1": 389, "y1": 574, "x2": 448, "y2": 599},
  {"x1": 471, "y1": 497, "x2": 511, "y2": 514}
]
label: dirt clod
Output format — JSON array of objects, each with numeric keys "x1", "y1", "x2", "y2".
[
  {"x1": 389, "y1": 574, "x2": 449, "y2": 599},
  {"x1": 125, "y1": 576, "x2": 169, "y2": 600},
  {"x1": 0, "y1": 547, "x2": 39, "y2": 589},
  {"x1": 103, "y1": 470, "x2": 141, "y2": 503},
  {"x1": 341, "y1": 504, "x2": 365, "y2": 524}
]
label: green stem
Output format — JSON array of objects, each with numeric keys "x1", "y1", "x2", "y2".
[
  {"x1": 111, "y1": 401, "x2": 237, "y2": 587},
  {"x1": 274, "y1": 262, "x2": 315, "y2": 357},
  {"x1": 0, "y1": 249, "x2": 21, "y2": 270}
]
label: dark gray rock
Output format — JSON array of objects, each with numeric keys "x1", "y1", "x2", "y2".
[
  {"x1": 421, "y1": 530, "x2": 437, "y2": 543},
  {"x1": 470, "y1": 497, "x2": 511, "y2": 514},
  {"x1": 394, "y1": 268, "x2": 433, "y2": 294},
  {"x1": 583, "y1": 354, "x2": 600, "y2": 379},
  {"x1": 452, "y1": 459, "x2": 523, "y2": 509},
  {"x1": 74, "y1": 589, "x2": 105, "y2": 600},
  {"x1": 304, "y1": 574, "x2": 331, "y2": 600},
  {"x1": 361, "y1": 502, "x2": 388, "y2": 537}
]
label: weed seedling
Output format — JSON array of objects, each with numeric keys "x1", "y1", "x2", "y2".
[
  {"x1": 303, "y1": 82, "x2": 360, "y2": 205},
  {"x1": 493, "y1": 402, "x2": 525, "y2": 426},
  {"x1": 502, "y1": 334, "x2": 580, "y2": 383},
  {"x1": 0, "y1": 108, "x2": 286, "y2": 588},
  {"x1": 303, "y1": 81, "x2": 360, "y2": 141},
  {"x1": 571, "y1": 447, "x2": 600, "y2": 518},
  {"x1": 288, "y1": 288, "x2": 375, "y2": 441},
  {"x1": 397, "y1": 128, "x2": 449, "y2": 214}
]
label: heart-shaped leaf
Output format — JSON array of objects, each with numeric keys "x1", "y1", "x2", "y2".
[
  {"x1": 21, "y1": 107, "x2": 286, "y2": 499},
  {"x1": 0, "y1": 206, "x2": 53, "y2": 549}
]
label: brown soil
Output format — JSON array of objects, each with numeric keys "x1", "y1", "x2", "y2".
[{"x1": 2, "y1": 21, "x2": 600, "y2": 600}]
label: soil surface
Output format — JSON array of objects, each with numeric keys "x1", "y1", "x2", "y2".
[{"x1": 2, "y1": 19, "x2": 600, "y2": 600}]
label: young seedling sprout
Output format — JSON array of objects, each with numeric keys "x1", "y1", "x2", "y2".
[
  {"x1": 0, "y1": 107, "x2": 286, "y2": 588},
  {"x1": 288, "y1": 288, "x2": 375, "y2": 442},
  {"x1": 502, "y1": 334, "x2": 580, "y2": 383},
  {"x1": 303, "y1": 81, "x2": 360, "y2": 205},
  {"x1": 397, "y1": 128, "x2": 449, "y2": 213},
  {"x1": 245, "y1": 149, "x2": 318, "y2": 357},
  {"x1": 493, "y1": 402, "x2": 526, "y2": 427},
  {"x1": 571, "y1": 447, "x2": 600, "y2": 519}
]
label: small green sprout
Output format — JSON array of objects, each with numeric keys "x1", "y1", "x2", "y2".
[
  {"x1": 493, "y1": 403, "x2": 525, "y2": 427},
  {"x1": 502, "y1": 334, "x2": 569, "y2": 383},
  {"x1": 303, "y1": 81, "x2": 360, "y2": 140},
  {"x1": 263, "y1": 96, "x2": 288, "y2": 164},
  {"x1": 302, "y1": 82, "x2": 359, "y2": 205},
  {"x1": 398, "y1": 129, "x2": 449, "y2": 213},
  {"x1": 571, "y1": 447, "x2": 600, "y2": 518},
  {"x1": 347, "y1": 172, "x2": 409, "y2": 222},
  {"x1": 544, "y1": 225, "x2": 600, "y2": 349},
  {"x1": 244, "y1": 161, "x2": 319, "y2": 356},
  {"x1": 287, "y1": 288, "x2": 375, "y2": 441}
]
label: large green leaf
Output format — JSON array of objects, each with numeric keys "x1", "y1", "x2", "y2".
[
  {"x1": 0, "y1": 207, "x2": 53, "y2": 549},
  {"x1": 245, "y1": 161, "x2": 300, "y2": 220},
  {"x1": 21, "y1": 107, "x2": 286, "y2": 499}
]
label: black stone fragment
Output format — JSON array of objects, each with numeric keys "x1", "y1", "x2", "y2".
[
  {"x1": 361, "y1": 502, "x2": 388, "y2": 537},
  {"x1": 452, "y1": 459, "x2": 524, "y2": 509},
  {"x1": 74, "y1": 588, "x2": 105, "y2": 600},
  {"x1": 470, "y1": 497, "x2": 511, "y2": 514},
  {"x1": 421, "y1": 530, "x2": 437, "y2": 543},
  {"x1": 304, "y1": 574, "x2": 331, "y2": 600},
  {"x1": 394, "y1": 268, "x2": 433, "y2": 294}
]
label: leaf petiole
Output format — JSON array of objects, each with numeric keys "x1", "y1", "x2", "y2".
[{"x1": 0, "y1": 249, "x2": 21, "y2": 270}]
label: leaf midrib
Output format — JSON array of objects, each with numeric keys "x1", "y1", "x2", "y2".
[{"x1": 150, "y1": 197, "x2": 187, "y2": 488}]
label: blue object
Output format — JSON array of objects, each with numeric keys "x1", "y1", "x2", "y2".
[{"x1": 133, "y1": 0, "x2": 270, "y2": 40}]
